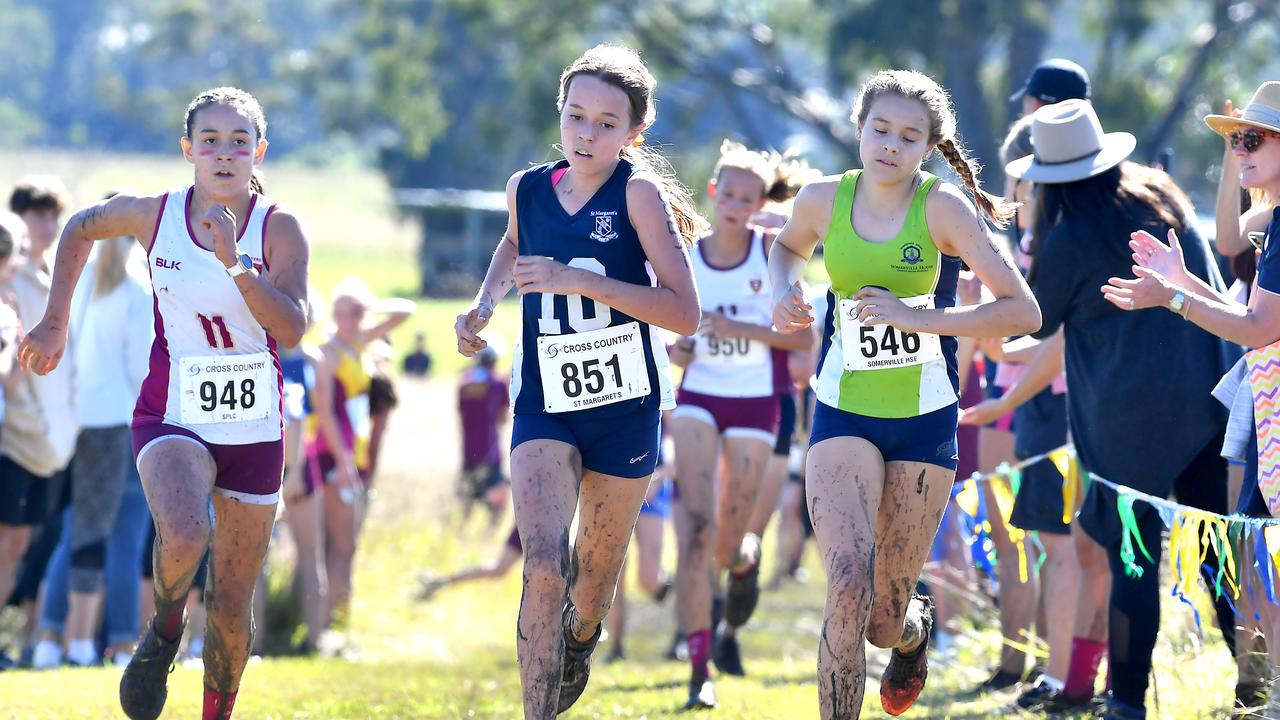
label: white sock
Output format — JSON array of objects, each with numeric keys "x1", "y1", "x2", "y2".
[
  {"x1": 113, "y1": 652, "x2": 133, "y2": 668},
  {"x1": 1039, "y1": 675, "x2": 1065, "y2": 691},
  {"x1": 32, "y1": 640, "x2": 62, "y2": 669},
  {"x1": 67, "y1": 639, "x2": 96, "y2": 666}
]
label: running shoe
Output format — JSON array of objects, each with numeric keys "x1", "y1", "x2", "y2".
[
  {"x1": 1009, "y1": 677, "x2": 1065, "y2": 713},
  {"x1": 713, "y1": 633, "x2": 745, "y2": 677},
  {"x1": 879, "y1": 594, "x2": 934, "y2": 716},
  {"x1": 682, "y1": 671, "x2": 717, "y2": 711},
  {"x1": 965, "y1": 667, "x2": 1023, "y2": 696},
  {"x1": 557, "y1": 603, "x2": 602, "y2": 714},
  {"x1": 724, "y1": 534, "x2": 762, "y2": 628},
  {"x1": 119, "y1": 620, "x2": 183, "y2": 720}
]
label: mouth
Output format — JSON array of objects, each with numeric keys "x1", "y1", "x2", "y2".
[
  {"x1": 213, "y1": 169, "x2": 235, "y2": 179},
  {"x1": 875, "y1": 159, "x2": 898, "y2": 168},
  {"x1": 573, "y1": 149, "x2": 594, "y2": 160}
]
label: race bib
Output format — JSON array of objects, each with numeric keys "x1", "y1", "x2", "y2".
[
  {"x1": 838, "y1": 294, "x2": 943, "y2": 372},
  {"x1": 695, "y1": 332, "x2": 768, "y2": 368},
  {"x1": 179, "y1": 352, "x2": 273, "y2": 425},
  {"x1": 537, "y1": 322, "x2": 650, "y2": 413}
]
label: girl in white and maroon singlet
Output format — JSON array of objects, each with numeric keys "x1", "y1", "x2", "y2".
[
  {"x1": 669, "y1": 141, "x2": 816, "y2": 707},
  {"x1": 19, "y1": 87, "x2": 309, "y2": 720}
]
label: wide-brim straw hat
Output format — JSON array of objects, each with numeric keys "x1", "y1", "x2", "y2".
[
  {"x1": 1204, "y1": 81, "x2": 1280, "y2": 137},
  {"x1": 1005, "y1": 99, "x2": 1136, "y2": 184}
]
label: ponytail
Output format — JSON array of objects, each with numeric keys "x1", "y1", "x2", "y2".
[
  {"x1": 250, "y1": 169, "x2": 266, "y2": 195},
  {"x1": 936, "y1": 139, "x2": 1017, "y2": 228},
  {"x1": 622, "y1": 144, "x2": 707, "y2": 246}
]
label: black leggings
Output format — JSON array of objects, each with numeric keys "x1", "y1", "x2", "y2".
[{"x1": 1106, "y1": 439, "x2": 1236, "y2": 710}]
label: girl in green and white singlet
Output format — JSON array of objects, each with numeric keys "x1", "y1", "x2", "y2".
[{"x1": 766, "y1": 70, "x2": 1041, "y2": 719}]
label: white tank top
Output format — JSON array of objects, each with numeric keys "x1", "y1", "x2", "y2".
[
  {"x1": 133, "y1": 187, "x2": 283, "y2": 444},
  {"x1": 680, "y1": 228, "x2": 778, "y2": 398}
]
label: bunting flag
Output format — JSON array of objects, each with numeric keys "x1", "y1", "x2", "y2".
[
  {"x1": 1049, "y1": 447, "x2": 1080, "y2": 525},
  {"x1": 987, "y1": 468, "x2": 1031, "y2": 584},
  {"x1": 1246, "y1": 341, "x2": 1280, "y2": 516},
  {"x1": 953, "y1": 444, "x2": 1280, "y2": 612}
]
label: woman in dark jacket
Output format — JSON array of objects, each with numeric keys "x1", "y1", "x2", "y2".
[{"x1": 1007, "y1": 99, "x2": 1241, "y2": 720}]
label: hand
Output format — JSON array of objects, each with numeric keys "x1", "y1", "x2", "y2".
[
  {"x1": 699, "y1": 310, "x2": 736, "y2": 340},
  {"x1": 1101, "y1": 265, "x2": 1178, "y2": 312},
  {"x1": 668, "y1": 337, "x2": 694, "y2": 367},
  {"x1": 17, "y1": 318, "x2": 68, "y2": 376},
  {"x1": 976, "y1": 336, "x2": 1007, "y2": 362},
  {"x1": 334, "y1": 458, "x2": 362, "y2": 494},
  {"x1": 514, "y1": 256, "x2": 579, "y2": 296},
  {"x1": 1129, "y1": 229, "x2": 1191, "y2": 285},
  {"x1": 772, "y1": 281, "x2": 813, "y2": 333},
  {"x1": 959, "y1": 397, "x2": 1008, "y2": 426},
  {"x1": 454, "y1": 300, "x2": 493, "y2": 357},
  {"x1": 281, "y1": 465, "x2": 306, "y2": 506},
  {"x1": 853, "y1": 287, "x2": 918, "y2": 331},
  {"x1": 956, "y1": 270, "x2": 983, "y2": 306},
  {"x1": 203, "y1": 203, "x2": 239, "y2": 268}
]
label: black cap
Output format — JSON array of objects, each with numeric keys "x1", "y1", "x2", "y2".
[{"x1": 1010, "y1": 58, "x2": 1091, "y2": 104}]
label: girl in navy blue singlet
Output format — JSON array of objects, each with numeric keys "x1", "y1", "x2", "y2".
[{"x1": 452, "y1": 45, "x2": 703, "y2": 718}]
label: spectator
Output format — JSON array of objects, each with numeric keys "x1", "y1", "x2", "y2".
[
  {"x1": 402, "y1": 332, "x2": 432, "y2": 377},
  {"x1": 32, "y1": 229, "x2": 152, "y2": 668},
  {"x1": 1, "y1": 178, "x2": 78, "y2": 669},
  {"x1": 456, "y1": 346, "x2": 509, "y2": 527}
]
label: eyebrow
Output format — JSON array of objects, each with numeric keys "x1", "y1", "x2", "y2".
[
  {"x1": 567, "y1": 103, "x2": 622, "y2": 120},
  {"x1": 198, "y1": 128, "x2": 252, "y2": 135},
  {"x1": 869, "y1": 116, "x2": 925, "y2": 135}
]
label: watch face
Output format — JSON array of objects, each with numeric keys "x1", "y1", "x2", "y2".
[{"x1": 238, "y1": 254, "x2": 254, "y2": 271}]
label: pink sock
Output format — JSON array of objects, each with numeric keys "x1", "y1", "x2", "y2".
[
  {"x1": 1063, "y1": 637, "x2": 1106, "y2": 701},
  {"x1": 203, "y1": 687, "x2": 237, "y2": 720},
  {"x1": 155, "y1": 605, "x2": 185, "y2": 643},
  {"x1": 688, "y1": 628, "x2": 713, "y2": 677}
]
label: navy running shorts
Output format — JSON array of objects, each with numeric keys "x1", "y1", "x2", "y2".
[
  {"x1": 809, "y1": 400, "x2": 959, "y2": 471},
  {"x1": 512, "y1": 409, "x2": 661, "y2": 479}
]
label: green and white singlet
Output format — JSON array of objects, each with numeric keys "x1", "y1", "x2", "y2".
[{"x1": 815, "y1": 170, "x2": 961, "y2": 419}]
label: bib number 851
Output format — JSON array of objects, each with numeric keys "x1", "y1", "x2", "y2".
[
  {"x1": 559, "y1": 356, "x2": 622, "y2": 398},
  {"x1": 199, "y1": 378, "x2": 257, "y2": 412}
]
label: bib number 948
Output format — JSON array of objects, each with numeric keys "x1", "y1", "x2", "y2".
[{"x1": 179, "y1": 352, "x2": 274, "y2": 425}]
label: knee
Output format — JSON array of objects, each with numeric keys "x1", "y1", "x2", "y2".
[
  {"x1": 155, "y1": 519, "x2": 212, "y2": 563},
  {"x1": 825, "y1": 552, "x2": 874, "y2": 618},
  {"x1": 205, "y1": 583, "x2": 255, "y2": 624},
  {"x1": 522, "y1": 542, "x2": 570, "y2": 598}
]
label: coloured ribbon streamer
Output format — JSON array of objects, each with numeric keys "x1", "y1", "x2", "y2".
[
  {"x1": 987, "y1": 467, "x2": 1031, "y2": 583},
  {"x1": 1049, "y1": 447, "x2": 1080, "y2": 525}
]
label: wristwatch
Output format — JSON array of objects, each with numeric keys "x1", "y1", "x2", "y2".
[
  {"x1": 225, "y1": 253, "x2": 253, "y2": 279},
  {"x1": 1167, "y1": 290, "x2": 1188, "y2": 318}
]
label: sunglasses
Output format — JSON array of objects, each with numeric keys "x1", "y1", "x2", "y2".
[{"x1": 1228, "y1": 128, "x2": 1280, "y2": 153}]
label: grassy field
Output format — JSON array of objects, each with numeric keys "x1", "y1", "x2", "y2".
[
  {"x1": 0, "y1": 152, "x2": 1249, "y2": 718},
  {"x1": 0, "y1": 377, "x2": 1246, "y2": 719}
]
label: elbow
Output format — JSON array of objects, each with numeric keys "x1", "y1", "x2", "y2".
[
  {"x1": 1013, "y1": 299, "x2": 1042, "y2": 336},
  {"x1": 671, "y1": 300, "x2": 699, "y2": 336},
  {"x1": 277, "y1": 320, "x2": 306, "y2": 349}
]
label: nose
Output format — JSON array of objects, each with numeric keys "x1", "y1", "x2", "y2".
[{"x1": 1232, "y1": 141, "x2": 1249, "y2": 160}]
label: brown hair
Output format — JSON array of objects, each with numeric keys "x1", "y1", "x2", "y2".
[
  {"x1": 9, "y1": 176, "x2": 70, "y2": 216},
  {"x1": 184, "y1": 87, "x2": 268, "y2": 195},
  {"x1": 557, "y1": 45, "x2": 707, "y2": 245},
  {"x1": 0, "y1": 213, "x2": 20, "y2": 259},
  {"x1": 853, "y1": 70, "x2": 1017, "y2": 228},
  {"x1": 1027, "y1": 161, "x2": 1193, "y2": 283},
  {"x1": 712, "y1": 140, "x2": 819, "y2": 203}
]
